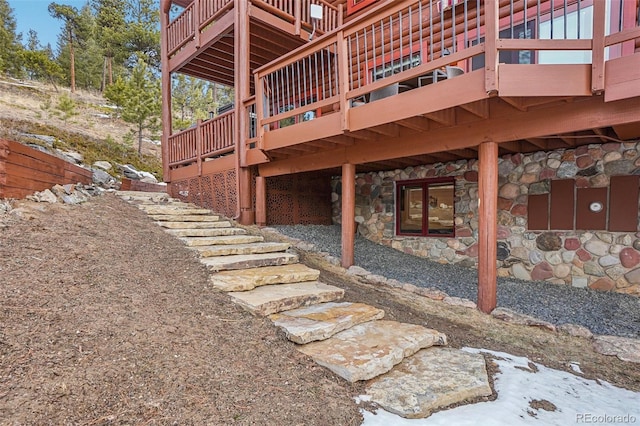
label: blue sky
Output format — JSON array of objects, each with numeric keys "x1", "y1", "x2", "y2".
[{"x1": 9, "y1": 0, "x2": 89, "y2": 50}]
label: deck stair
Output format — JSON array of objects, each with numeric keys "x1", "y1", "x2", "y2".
[{"x1": 116, "y1": 191, "x2": 493, "y2": 419}]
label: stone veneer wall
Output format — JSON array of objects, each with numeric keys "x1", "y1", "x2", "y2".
[{"x1": 331, "y1": 141, "x2": 640, "y2": 296}]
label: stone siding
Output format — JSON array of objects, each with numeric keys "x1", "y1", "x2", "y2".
[{"x1": 331, "y1": 141, "x2": 640, "y2": 296}]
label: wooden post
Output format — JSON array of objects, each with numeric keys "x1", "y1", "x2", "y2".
[
  {"x1": 591, "y1": 0, "x2": 606, "y2": 93},
  {"x1": 256, "y1": 176, "x2": 267, "y2": 227},
  {"x1": 194, "y1": 0, "x2": 201, "y2": 49},
  {"x1": 478, "y1": 141, "x2": 498, "y2": 313},
  {"x1": 337, "y1": 30, "x2": 350, "y2": 131},
  {"x1": 294, "y1": 0, "x2": 302, "y2": 36},
  {"x1": 160, "y1": 0, "x2": 172, "y2": 183},
  {"x1": 484, "y1": 0, "x2": 499, "y2": 94},
  {"x1": 235, "y1": 0, "x2": 254, "y2": 225},
  {"x1": 196, "y1": 119, "x2": 202, "y2": 176},
  {"x1": 341, "y1": 163, "x2": 356, "y2": 268}
]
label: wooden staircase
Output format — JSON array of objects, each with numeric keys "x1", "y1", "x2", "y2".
[{"x1": 117, "y1": 190, "x2": 493, "y2": 418}]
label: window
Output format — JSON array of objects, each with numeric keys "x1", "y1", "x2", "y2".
[
  {"x1": 538, "y1": 5, "x2": 595, "y2": 64},
  {"x1": 347, "y1": 0, "x2": 378, "y2": 15},
  {"x1": 372, "y1": 52, "x2": 422, "y2": 81},
  {"x1": 396, "y1": 178, "x2": 455, "y2": 237}
]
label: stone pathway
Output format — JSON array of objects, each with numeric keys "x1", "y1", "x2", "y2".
[{"x1": 116, "y1": 191, "x2": 493, "y2": 418}]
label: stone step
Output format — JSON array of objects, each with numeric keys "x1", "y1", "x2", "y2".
[
  {"x1": 116, "y1": 191, "x2": 170, "y2": 200},
  {"x1": 157, "y1": 221, "x2": 232, "y2": 229},
  {"x1": 139, "y1": 206, "x2": 213, "y2": 215},
  {"x1": 297, "y1": 320, "x2": 447, "y2": 383},
  {"x1": 195, "y1": 242, "x2": 290, "y2": 258},
  {"x1": 270, "y1": 302, "x2": 385, "y2": 344},
  {"x1": 149, "y1": 214, "x2": 223, "y2": 222},
  {"x1": 200, "y1": 252, "x2": 298, "y2": 272},
  {"x1": 182, "y1": 235, "x2": 264, "y2": 247},
  {"x1": 211, "y1": 264, "x2": 320, "y2": 292},
  {"x1": 366, "y1": 348, "x2": 492, "y2": 419},
  {"x1": 228, "y1": 281, "x2": 345, "y2": 316},
  {"x1": 167, "y1": 228, "x2": 247, "y2": 238}
]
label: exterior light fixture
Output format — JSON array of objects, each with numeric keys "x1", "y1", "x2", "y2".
[{"x1": 589, "y1": 201, "x2": 604, "y2": 213}]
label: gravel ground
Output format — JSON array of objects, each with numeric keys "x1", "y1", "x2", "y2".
[{"x1": 274, "y1": 225, "x2": 640, "y2": 338}]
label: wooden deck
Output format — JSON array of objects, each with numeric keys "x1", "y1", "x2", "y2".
[{"x1": 162, "y1": 0, "x2": 640, "y2": 177}]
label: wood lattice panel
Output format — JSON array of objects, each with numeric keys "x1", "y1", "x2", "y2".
[{"x1": 266, "y1": 172, "x2": 332, "y2": 225}]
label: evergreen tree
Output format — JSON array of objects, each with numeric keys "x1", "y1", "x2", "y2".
[
  {"x1": 0, "y1": 0, "x2": 23, "y2": 77},
  {"x1": 49, "y1": 2, "x2": 93, "y2": 92},
  {"x1": 171, "y1": 75, "x2": 220, "y2": 130},
  {"x1": 125, "y1": 0, "x2": 160, "y2": 71},
  {"x1": 92, "y1": 0, "x2": 127, "y2": 90},
  {"x1": 105, "y1": 59, "x2": 160, "y2": 154}
]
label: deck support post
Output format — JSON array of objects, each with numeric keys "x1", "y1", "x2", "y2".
[
  {"x1": 160, "y1": 0, "x2": 172, "y2": 183},
  {"x1": 235, "y1": 0, "x2": 254, "y2": 225},
  {"x1": 256, "y1": 176, "x2": 267, "y2": 227},
  {"x1": 478, "y1": 141, "x2": 498, "y2": 313},
  {"x1": 341, "y1": 163, "x2": 356, "y2": 268}
]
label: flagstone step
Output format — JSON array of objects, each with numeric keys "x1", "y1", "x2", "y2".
[
  {"x1": 182, "y1": 235, "x2": 264, "y2": 247},
  {"x1": 366, "y1": 348, "x2": 492, "y2": 419},
  {"x1": 297, "y1": 320, "x2": 447, "y2": 383},
  {"x1": 139, "y1": 206, "x2": 213, "y2": 215},
  {"x1": 167, "y1": 228, "x2": 247, "y2": 238},
  {"x1": 229, "y1": 281, "x2": 345, "y2": 316},
  {"x1": 157, "y1": 221, "x2": 233, "y2": 229},
  {"x1": 200, "y1": 252, "x2": 299, "y2": 272},
  {"x1": 149, "y1": 214, "x2": 223, "y2": 222},
  {"x1": 116, "y1": 191, "x2": 170, "y2": 200},
  {"x1": 211, "y1": 264, "x2": 320, "y2": 292},
  {"x1": 270, "y1": 302, "x2": 385, "y2": 344},
  {"x1": 195, "y1": 242, "x2": 290, "y2": 258}
]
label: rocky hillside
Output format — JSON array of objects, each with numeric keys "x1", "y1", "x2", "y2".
[{"x1": 0, "y1": 76, "x2": 163, "y2": 183}]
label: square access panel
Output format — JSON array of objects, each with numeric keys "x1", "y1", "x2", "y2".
[{"x1": 576, "y1": 187, "x2": 608, "y2": 230}]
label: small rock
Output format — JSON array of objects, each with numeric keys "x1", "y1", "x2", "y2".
[
  {"x1": 93, "y1": 160, "x2": 112, "y2": 171},
  {"x1": 620, "y1": 248, "x2": 640, "y2": 269},
  {"x1": 417, "y1": 287, "x2": 448, "y2": 300},
  {"x1": 588, "y1": 277, "x2": 614, "y2": 291},
  {"x1": 442, "y1": 297, "x2": 476, "y2": 309},
  {"x1": 536, "y1": 233, "x2": 562, "y2": 251},
  {"x1": 37, "y1": 189, "x2": 58, "y2": 203},
  {"x1": 558, "y1": 323, "x2": 593, "y2": 339},
  {"x1": 346, "y1": 265, "x2": 369, "y2": 276},
  {"x1": 593, "y1": 335, "x2": 640, "y2": 363},
  {"x1": 491, "y1": 307, "x2": 556, "y2": 332}
]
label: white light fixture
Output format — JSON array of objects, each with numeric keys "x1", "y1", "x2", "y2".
[
  {"x1": 309, "y1": 4, "x2": 323, "y2": 41},
  {"x1": 589, "y1": 201, "x2": 604, "y2": 213},
  {"x1": 310, "y1": 4, "x2": 323, "y2": 20}
]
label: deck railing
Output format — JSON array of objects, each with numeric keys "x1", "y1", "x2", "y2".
[
  {"x1": 168, "y1": 111, "x2": 235, "y2": 167},
  {"x1": 167, "y1": 0, "x2": 341, "y2": 57},
  {"x1": 255, "y1": 0, "x2": 640, "y2": 138}
]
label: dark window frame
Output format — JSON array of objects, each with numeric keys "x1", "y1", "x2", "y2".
[{"x1": 395, "y1": 177, "x2": 456, "y2": 237}]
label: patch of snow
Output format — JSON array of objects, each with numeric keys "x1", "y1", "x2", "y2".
[
  {"x1": 569, "y1": 362, "x2": 583, "y2": 375},
  {"x1": 361, "y1": 348, "x2": 640, "y2": 426}
]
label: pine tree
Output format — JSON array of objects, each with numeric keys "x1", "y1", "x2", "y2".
[
  {"x1": 92, "y1": 0, "x2": 127, "y2": 90},
  {"x1": 0, "y1": 0, "x2": 23, "y2": 77},
  {"x1": 125, "y1": 0, "x2": 160, "y2": 71},
  {"x1": 105, "y1": 59, "x2": 160, "y2": 154}
]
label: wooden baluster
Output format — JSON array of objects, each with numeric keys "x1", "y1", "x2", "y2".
[{"x1": 196, "y1": 121, "x2": 202, "y2": 175}]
